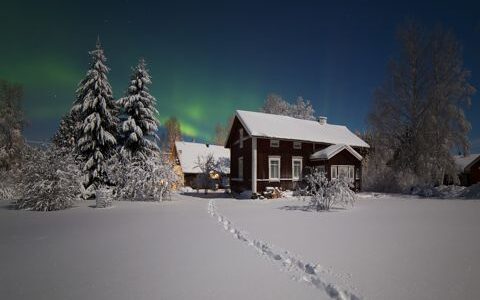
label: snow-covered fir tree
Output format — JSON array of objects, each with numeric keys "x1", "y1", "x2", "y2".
[
  {"x1": 71, "y1": 39, "x2": 119, "y2": 191},
  {"x1": 52, "y1": 111, "x2": 78, "y2": 151},
  {"x1": 118, "y1": 58, "x2": 159, "y2": 160}
]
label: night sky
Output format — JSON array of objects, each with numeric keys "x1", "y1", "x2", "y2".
[{"x1": 1, "y1": 0, "x2": 479, "y2": 151}]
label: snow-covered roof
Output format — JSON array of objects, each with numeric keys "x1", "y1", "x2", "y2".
[
  {"x1": 310, "y1": 144, "x2": 363, "y2": 161},
  {"x1": 454, "y1": 154, "x2": 480, "y2": 173},
  {"x1": 235, "y1": 110, "x2": 370, "y2": 148},
  {"x1": 175, "y1": 141, "x2": 230, "y2": 174}
]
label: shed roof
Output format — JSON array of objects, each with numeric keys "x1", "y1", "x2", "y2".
[
  {"x1": 454, "y1": 154, "x2": 480, "y2": 173},
  {"x1": 175, "y1": 141, "x2": 230, "y2": 174}
]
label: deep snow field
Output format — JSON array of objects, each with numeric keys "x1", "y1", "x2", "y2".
[{"x1": 1, "y1": 192, "x2": 480, "y2": 300}]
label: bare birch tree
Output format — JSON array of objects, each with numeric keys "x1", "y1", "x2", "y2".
[{"x1": 367, "y1": 22, "x2": 475, "y2": 190}]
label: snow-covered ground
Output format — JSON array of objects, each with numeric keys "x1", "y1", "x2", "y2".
[
  {"x1": 0, "y1": 196, "x2": 321, "y2": 300},
  {"x1": 1, "y1": 192, "x2": 479, "y2": 300},
  {"x1": 216, "y1": 193, "x2": 480, "y2": 300}
]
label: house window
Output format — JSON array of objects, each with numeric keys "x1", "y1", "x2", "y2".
[
  {"x1": 238, "y1": 157, "x2": 243, "y2": 180},
  {"x1": 331, "y1": 165, "x2": 355, "y2": 182},
  {"x1": 331, "y1": 166, "x2": 338, "y2": 179},
  {"x1": 268, "y1": 156, "x2": 281, "y2": 181},
  {"x1": 293, "y1": 141, "x2": 301, "y2": 149},
  {"x1": 270, "y1": 139, "x2": 280, "y2": 148},
  {"x1": 349, "y1": 166, "x2": 354, "y2": 181},
  {"x1": 338, "y1": 166, "x2": 349, "y2": 180},
  {"x1": 239, "y1": 128, "x2": 243, "y2": 148},
  {"x1": 292, "y1": 157, "x2": 303, "y2": 180}
]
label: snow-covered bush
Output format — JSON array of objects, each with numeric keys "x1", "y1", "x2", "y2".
[
  {"x1": 462, "y1": 183, "x2": 480, "y2": 199},
  {"x1": 13, "y1": 146, "x2": 81, "y2": 211},
  {"x1": 302, "y1": 169, "x2": 356, "y2": 211},
  {"x1": 108, "y1": 154, "x2": 179, "y2": 201}
]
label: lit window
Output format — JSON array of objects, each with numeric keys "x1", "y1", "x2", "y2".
[
  {"x1": 238, "y1": 157, "x2": 243, "y2": 180},
  {"x1": 270, "y1": 139, "x2": 280, "y2": 147},
  {"x1": 269, "y1": 156, "x2": 280, "y2": 181},
  {"x1": 293, "y1": 141, "x2": 301, "y2": 149},
  {"x1": 292, "y1": 157, "x2": 303, "y2": 180}
]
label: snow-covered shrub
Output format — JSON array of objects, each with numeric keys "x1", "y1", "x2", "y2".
[
  {"x1": 14, "y1": 146, "x2": 81, "y2": 211},
  {"x1": 108, "y1": 154, "x2": 179, "y2": 201},
  {"x1": 462, "y1": 183, "x2": 480, "y2": 199},
  {"x1": 302, "y1": 169, "x2": 356, "y2": 211}
]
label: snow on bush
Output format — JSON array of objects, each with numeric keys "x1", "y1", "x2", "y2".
[
  {"x1": 13, "y1": 146, "x2": 81, "y2": 211},
  {"x1": 411, "y1": 184, "x2": 466, "y2": 198},
  {"x1": 462, "y1": 183, "x2": 480, "y2": 199},
  {"x1": 302, "y1": 169, "x2": 356, "y2": 211},
  {"x1": 411, "y1": 183, "x2": 480, "y2": 199},
  {"x1": 108, "y1": 154, "x2": 179, "y2": 201}
]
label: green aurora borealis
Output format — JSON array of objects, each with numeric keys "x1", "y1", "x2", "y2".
[{"x1": 1, "y1": 1, "x2": 480, "y2": 149}]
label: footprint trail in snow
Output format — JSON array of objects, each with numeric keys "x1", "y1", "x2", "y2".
[{"x1": 207, "y1": 200, "x2": 362, "y2": 300}]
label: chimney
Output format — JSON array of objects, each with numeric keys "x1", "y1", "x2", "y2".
[{"x1": 318, "y1": 116, "x2": 327, "y2": 125}]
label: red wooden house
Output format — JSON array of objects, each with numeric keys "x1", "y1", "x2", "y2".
[{"x1": 225, "y1": 110, "x2": 370, "y2": 194}]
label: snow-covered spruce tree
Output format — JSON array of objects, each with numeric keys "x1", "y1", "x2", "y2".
[
  {"x1": 118, "y1": 58, "x2": 159, "y2": 160},
  {"x1": 71, "y1": 39, "x2": 118, "y2": 193},
  {"x1": 52, "y1": 111, "x2": 78, "y2": 152}
]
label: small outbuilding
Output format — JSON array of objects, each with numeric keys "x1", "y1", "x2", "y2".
[
  {"x1": 454, "y1": 154, "x2": 480, "y2": 186},
  {"x1": 172, "y1": 141, "x2": 230, "y2": 188}
]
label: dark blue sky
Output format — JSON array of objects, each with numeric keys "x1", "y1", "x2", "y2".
[{"x1": 1, "y1": 0, "x2": 479, "y2": 151}]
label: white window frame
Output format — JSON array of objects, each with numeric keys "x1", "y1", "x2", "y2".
[
  {"x1": 293, "y1": 141, "x2": 301, "y2": 149},
  {"x1": 270, "y1": 139, "x2": 280, "y2": 148},
  {"x1": 239, "y1": 128, "x2": 244, "y2": 149},
  {"x1": 348, "y1": 166, "x2": 355, "y2": 182},
  {"x1": 238, "y1": 157, "x2": 243, "y2": 180},
  {"x1": 331, "y1": 165, "x2": 338, "y2": 179},
  {"x1": 292, "y1": 157, "x2": 303, "y2": 181},
  {"x1": 331, "y1": 165, "x2": 355, "y2": 182},
  {"x1": 268, "y1": 156, "x2": 281, "y2": 181}
]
